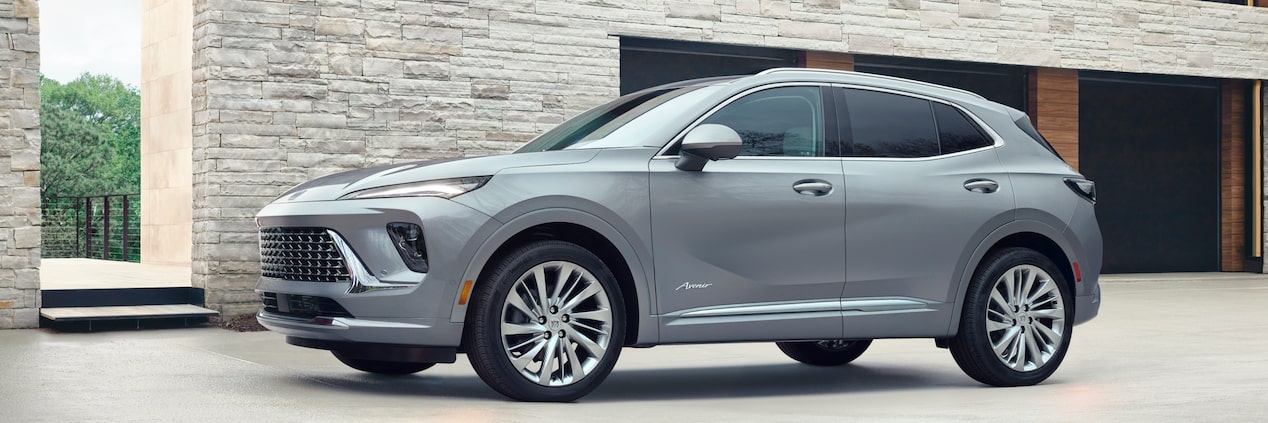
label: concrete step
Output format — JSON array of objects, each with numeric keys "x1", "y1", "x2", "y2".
[{"x1": 40, "y1": 304, "x2": 220, "y2": 321}]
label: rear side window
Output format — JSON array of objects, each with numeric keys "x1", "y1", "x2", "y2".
[
  {"x1": 932, "y1": 103, "x2": 992, "y2": 154},
  {"x1": 842, "y1": 89, "x2": 938, "y2": 158}
]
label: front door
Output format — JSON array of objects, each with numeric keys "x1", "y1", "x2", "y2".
[{"x1": 648, "y1": 85, "x2": 847, "y2": 343}]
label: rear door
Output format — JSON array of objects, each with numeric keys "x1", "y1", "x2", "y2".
[{"x1": 836, "y1": 88, "x2": 1015, "y2": 337}]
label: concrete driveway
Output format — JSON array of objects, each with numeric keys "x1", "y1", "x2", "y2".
[{"x1": 2, "y1": 276, "x2": 1267, "y2": 422}]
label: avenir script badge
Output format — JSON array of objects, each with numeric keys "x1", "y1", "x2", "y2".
[{"x1": 675, "y1": 282, "x2": 712, "y2": 291}]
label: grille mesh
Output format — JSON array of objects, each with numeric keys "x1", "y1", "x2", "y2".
[{"x1": 259, "y1": 227, "x2": 350, "y2": 282}]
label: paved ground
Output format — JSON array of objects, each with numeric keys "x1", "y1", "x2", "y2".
[{"x1": 3, "y1": 277, "x2": 1268, "y2": 422}]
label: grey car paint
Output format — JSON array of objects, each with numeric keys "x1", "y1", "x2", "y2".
[{"x1": 255, "y1": 68, "x2": 1101, "y2": 353}]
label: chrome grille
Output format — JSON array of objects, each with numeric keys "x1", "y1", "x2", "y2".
[{"x1": 259, "y1": 227, "x2": 350, "y2": 282}]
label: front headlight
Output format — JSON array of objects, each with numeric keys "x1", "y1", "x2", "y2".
[{"x1": 339, "y1": 176, "x2": 492, "y2": 200}]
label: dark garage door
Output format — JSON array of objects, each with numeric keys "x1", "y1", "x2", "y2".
[
  {"x1": 1079, "y1": 71, "x2": 1221, "y2": 273},
  {"x1": 854, "y1": 55, "x2": 1029, "y2": 112},
  {"x1": 620, "y1": 38, "x2": 799, "y2": 95}
]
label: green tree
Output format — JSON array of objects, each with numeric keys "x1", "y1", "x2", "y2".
[{"x1": 39, "y1": 73, "x2": 141, "y2": 196}]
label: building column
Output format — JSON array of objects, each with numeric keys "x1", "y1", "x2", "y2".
[
  {"x1": 1027, "y1": 68, "x2": 1080, "y2": 170},
  {"x1": 802, "y1": 51, "x2": 854, "y2": 71},
  {"x1": 0, "y1": 0, "x2": 41, "y2": 329},
  {"x1": 1222, "y1": 80, "x2": 1248, "y2": 272},
  {"x1": 140, "y1": 0, "x2": 194, "y2": 267}
]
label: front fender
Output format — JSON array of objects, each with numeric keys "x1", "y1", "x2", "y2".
[{"x1": 448, "y1": 207, "x2": 658, "y2": 345}]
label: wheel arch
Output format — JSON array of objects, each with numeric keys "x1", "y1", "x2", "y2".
[
  {"x1": 945, "y1": 221, "x2": 1080, "y2": 337},
  {"x1": 452, "y1": 208, "x2": 654, "y2": 347}
]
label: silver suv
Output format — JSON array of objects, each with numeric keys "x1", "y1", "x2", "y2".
[{"x1": 255, "y1": 68, "x2": 1102, "y2": 402}]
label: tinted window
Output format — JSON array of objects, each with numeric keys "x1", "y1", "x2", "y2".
[
  {"x1": 933, "y1": 103, "x2": 992, "y2": 154},
  {"x1": 843, "y1": 89, "x2": 938, "y2": 158},
  {"x1": 700, "y1": 86, "x2": 824, "y2": 157}
]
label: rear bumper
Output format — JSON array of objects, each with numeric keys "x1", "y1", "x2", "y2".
[{"x1": 1073, "y1": 282, "x2": 1100, "y2": 326}]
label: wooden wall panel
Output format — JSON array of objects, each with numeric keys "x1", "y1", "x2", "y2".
[
  {"x1": 1028, "y1": 68, "x2": 1080, "y2": 170},
  {"x1": 1221, "y1": 79, "x2": 1247, "y2": 271},
  {"x1": 803, "y1": 51, "x2": 854, "y2": 71}
]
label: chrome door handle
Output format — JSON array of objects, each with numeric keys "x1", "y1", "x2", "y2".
[
  {"x1": 964, "y1": 179, "x2": 999, "y2": 194},
  {"x1": 793, "y1": 180, "x2": 833, "y2": 196}
]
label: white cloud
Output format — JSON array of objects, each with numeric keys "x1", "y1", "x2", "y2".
[{"x1": 39, "y1": 0, "x2": 141, "y2": 88}]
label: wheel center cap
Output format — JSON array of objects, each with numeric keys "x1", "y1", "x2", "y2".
[{"x1": 548, "y1": 319, "x2": 563, "y2": 330}]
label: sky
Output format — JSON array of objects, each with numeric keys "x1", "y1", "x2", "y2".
[{"x1": 39, "y1": 0, "x2": 142, "y2": 88}]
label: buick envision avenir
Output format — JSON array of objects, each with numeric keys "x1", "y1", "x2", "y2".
[{"x1": 255, "y1": 68, "x2": 1102, "y2": 402}]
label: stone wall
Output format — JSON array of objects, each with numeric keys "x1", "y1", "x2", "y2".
[
  {"x1": 0, "y1": 0, "x2": 39, "y2": 329},
  {"x1": 192, "y1": 0, "x2": 1268, "y2": 316}
]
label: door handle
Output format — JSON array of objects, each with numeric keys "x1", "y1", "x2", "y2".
[
  {"x1": 793, "y1": 180, "x2": 833, "y2": 196},
  {"x1": 964, "y1": 179, "x2": 999, "y2": 194}
]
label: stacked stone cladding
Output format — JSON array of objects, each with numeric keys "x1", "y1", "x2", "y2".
[
  {"x1": 0, "y1": 0, "x2": 38, "y2": 329},
  {"x1": 192, "y1": 0, "x2": 1268, "y2": 316}
]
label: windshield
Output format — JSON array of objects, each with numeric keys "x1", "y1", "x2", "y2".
[{"x1": 516, "y1": 85, "x2": 716, "y2": 153}]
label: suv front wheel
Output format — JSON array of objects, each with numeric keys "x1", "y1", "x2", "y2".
[
  {"x1": 949, "y1": 247, "x2": 1074, "y2": 386},
  {"x1": 465, "y1": 241, "x2": 626, "y2": 402}
]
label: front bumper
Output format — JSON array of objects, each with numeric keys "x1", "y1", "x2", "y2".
[{"x1": 254, "y1": 197, "x2": 495, "y2": 347}]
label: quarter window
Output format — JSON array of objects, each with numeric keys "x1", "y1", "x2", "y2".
[
  {"x1": 933, "y1": 102, "x2": 993, "y2": 154},
  {"x1": 843, "y1": 89, "x2": 939, "y2": 158},
  {"x1": 700, "y1": 86, "x2": 825, "y2": 157}
]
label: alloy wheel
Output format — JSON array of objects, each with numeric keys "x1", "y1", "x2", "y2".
[
  {"x1": 499, "y1": 261, "x2": 614, "y2": 387},
  {"x1": 986, "y1": 264, "x2": 1066, "y2": 372}
]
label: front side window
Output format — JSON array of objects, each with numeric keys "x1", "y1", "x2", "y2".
[
  {"x1": 842, "y1": 89, "x2": 938, "y2": 158},
  {"x1": 700, "y1": 86, "x2": 825, "y2": 157}
]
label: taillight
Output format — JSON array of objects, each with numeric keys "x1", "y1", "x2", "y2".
[{"x1": 1064, "y1": 178, "x2": 1096, "y2": 204}]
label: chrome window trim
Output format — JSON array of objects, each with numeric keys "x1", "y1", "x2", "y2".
[
  {"x1": 831, "y1": 83, "x2": 1006, "y2": 162},
  {"x1": 655, "y1": 81, "x2": 1006, "y2": 162}
]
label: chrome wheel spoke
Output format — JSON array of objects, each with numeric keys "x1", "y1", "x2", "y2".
[
  {"x1": 570, "y1": 328, "x2": 606, "y2": 357},
  {"x1": 502, "y1": 322, "x2": 545, "y2": 336},
  {"x1": 1029, "y1": 308, "x2": 1064, "y2": 320},
  {"x1": 533, "y1": 267, "x2": 551, "y2": 308},
  {"x1": 508, "y1": 284, "x2": 541, "y2": 318},
  {"x1": 510, "y1": 341, "x2": 547, "y2": 372},
  {"x1": 992, "y1": 327, "x2": 1020, "y2": 356},
  {"x1": 986, "y1": 318, "x2": 1013, "y2": 332},
  {"x1": 564, "y1": 338, "x2": 585, "y2": 380},
  {"x1": 538, "y1": 336, "x2": 559, "y2": 385},
  {"x1": 560, "y1": 282, "x2": 602, "y2": 312}
]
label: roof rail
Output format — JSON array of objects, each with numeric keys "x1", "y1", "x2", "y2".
[{"x1": 757, "y1": 67, "x2": 986, "y2": 100}]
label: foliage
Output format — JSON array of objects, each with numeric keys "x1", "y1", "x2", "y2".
[{"x1": 39, "y1": 73, "x2": 141, "y2": 197}]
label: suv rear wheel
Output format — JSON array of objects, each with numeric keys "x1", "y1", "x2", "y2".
[
  {"x1": 949, "y1": 247, "x2": 1073, "y2": 386},
  {"x1": 331, "y1": 351, "x2": 434, "y2": 375},
  {"x1": 466, "y1": 241, "x2": 626, "y2": 402},
  {"x1": 777, "y1": 339, "x2": 872, "y2": 366}
]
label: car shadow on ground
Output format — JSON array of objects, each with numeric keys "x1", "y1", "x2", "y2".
[{"x1": 282, "y1": 362, "x2": 984, "y2": 402}]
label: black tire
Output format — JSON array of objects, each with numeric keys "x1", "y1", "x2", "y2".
[
  {"x1": 465, "y1": 240, "x2": 626, "y2": 402},
  {"x1": 777, "y1": 339, "x2": 873, "y2": 366},
  {"x1": 331, "y1": 351, "x2": 435, "y2": 375},
  {"x1": 949, "y1": 247, "x2": 1074, "y2": 387}
]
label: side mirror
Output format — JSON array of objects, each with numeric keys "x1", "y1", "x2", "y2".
[{"x1": 675, "y1": 124, "x2": 742, "y2": 171}]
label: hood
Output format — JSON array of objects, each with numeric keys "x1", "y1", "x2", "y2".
[{"x1": 272, "y1": 150, "x2": 599, "y2": 203}]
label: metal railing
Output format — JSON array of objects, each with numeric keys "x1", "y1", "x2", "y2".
[{"x1": 41, "y1": 194, "x2": 141, "y2": 262}]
